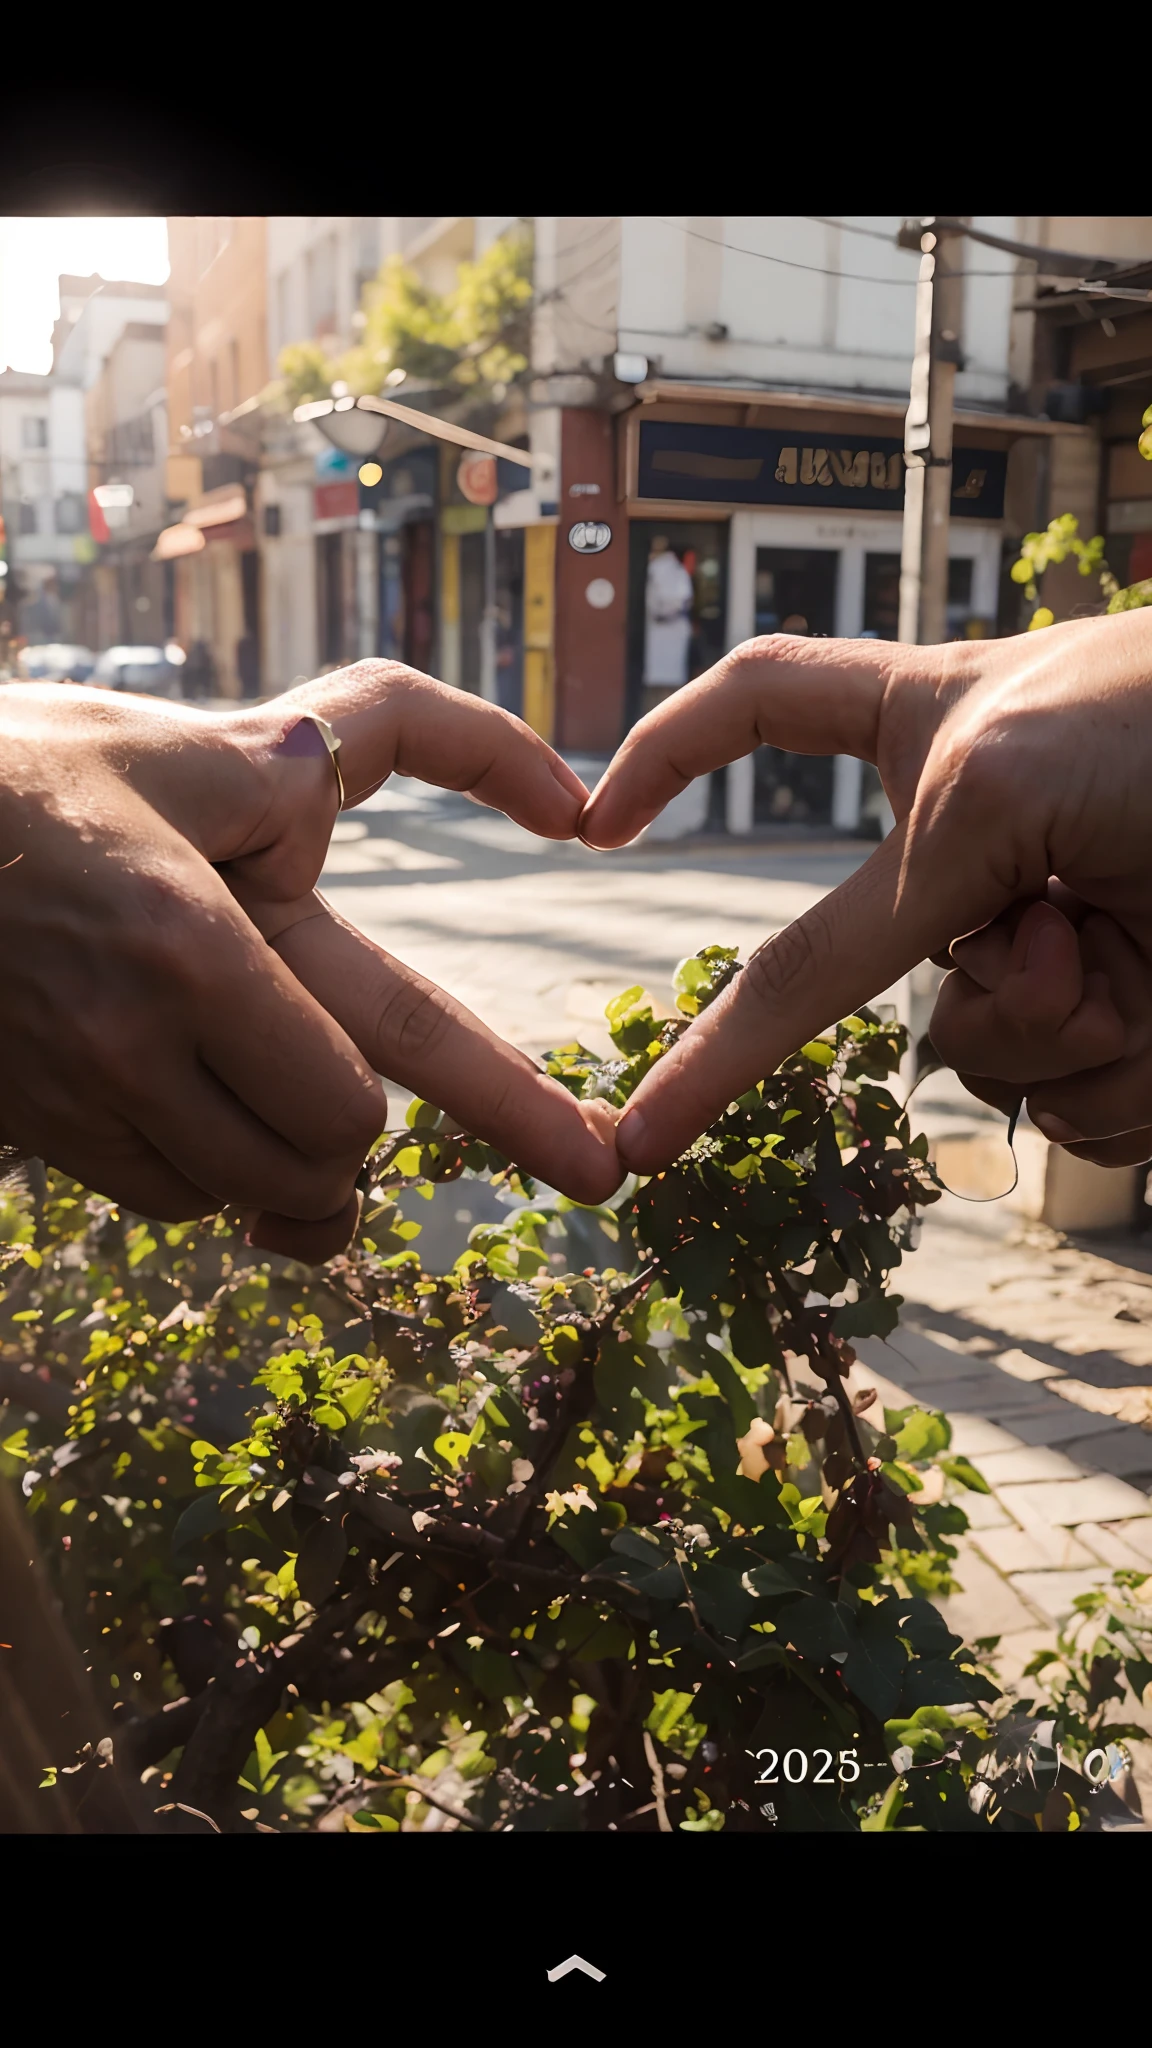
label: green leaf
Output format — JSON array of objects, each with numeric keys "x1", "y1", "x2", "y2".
[
  {"x1": 892, "y1": 1409, "x2": 950, "y2": 1460},
  {"x1": 704, "y1": 1347, "x2": 756, "y2": 1434},
  {"x1": 434, "y1": 1431, "x2": 473, "y2": 1471},
  {"x1": 833, "y1": 1293, "x2": 900, "y2": 1340},
  {"x1": 646, "y1": 1690, "x2": 695, "y2": 1744},
  {"x1": 171, "y1": 1487, "x2": 232, "y2": 1556},
  {"x1": 336, "y1": 1378, "x2": 374, "y2": 1422},
  {"x1": 938, "y1": 1454, "x2": 990, "y2": 1494},
  {"x1": 312, "y1": 1405, "x2": 348, "y2": 1430},
  {"x1": 840, "y1": 1605, "x2": 909, "y2": 1721},
  {"x1": 295, "y1": 1514, "x2": 349, "y2": 1608}
]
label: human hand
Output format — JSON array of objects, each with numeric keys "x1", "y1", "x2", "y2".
[
  {"x1": 578, "y1": 612, "x2": 1152, "y2": 1173},
  {"x1": 929, "y1": 888, "x2": 1152, "y2": 1168},
  {"x1": 0, "y1": 667, "x2": 620, "y2": 1258}
]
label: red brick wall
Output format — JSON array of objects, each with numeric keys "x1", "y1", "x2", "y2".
[{"x1": 554, "y1": 410, "x2": 627, "y2": 752}]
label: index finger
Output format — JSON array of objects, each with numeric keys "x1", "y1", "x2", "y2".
[
  {"x1": 580, "y1": 636, "x2": 891, "y2": 848},
  {"x1": 276, "y1": 662, "x2": 589, "y2": 838},
  {"x1": 261, "y1": 896, "x2": 624, "y2": 1207},
  {"x1": 614, "y1": 798, "x2": 1040, "y2": 1175}
]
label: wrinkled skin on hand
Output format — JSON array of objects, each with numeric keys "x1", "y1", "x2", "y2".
[
  {"x1": 580, "y1": 613, "x2": 1152, "y2": 1175},
  {"x1": 0, "y1": 666, "x2": 621, "y2": 1260}
]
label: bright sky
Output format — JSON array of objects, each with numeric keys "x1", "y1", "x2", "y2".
[{"x1": 0, "y1": 217, "x2": 170, "y2": 374}]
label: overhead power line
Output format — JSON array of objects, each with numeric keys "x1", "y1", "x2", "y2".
[{"x1": 655, "y1": 217, "x2": 1019, "y2": 286}]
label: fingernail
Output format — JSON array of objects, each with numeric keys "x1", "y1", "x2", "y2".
[{"x1": 1033, "y1": 1111, "x2": 1082, "y2": 1143}]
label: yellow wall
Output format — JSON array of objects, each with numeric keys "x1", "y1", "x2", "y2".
[{"x1": 522, "y1": 524, "x2": 556, "y2": 742}]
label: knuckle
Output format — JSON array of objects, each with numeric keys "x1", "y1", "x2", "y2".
[
  {"x1": 266, "y1": 1161, "x2": 359, "y2": 1222},
  {"x1": 372, "y1": 978, "x2": 453, "y2": 1068},
  {"x1": 311, "y1": 1073, "x2": 385, "y2": 1163},
  {"x1": 742, "y1": 913, "x2": 832, "y2": 1013},
  {"x1": 934, "y1": 720, "x2": 1024, "y2": 820}
]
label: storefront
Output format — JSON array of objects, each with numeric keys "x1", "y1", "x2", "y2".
[
  {"x1": 1029, "y1": 263, "x2": 1152, "y2": 606},
  {"x1": 617, "y1": 389, "x2": 1013, "y2": 833},
  {"x1": 155, "y1": 481, "x2": 259, "y2": 699}
]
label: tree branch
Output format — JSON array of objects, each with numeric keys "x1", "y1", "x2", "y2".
[{"x1": 643, "y1": 1729, "x2": 673, "y2": 1832}]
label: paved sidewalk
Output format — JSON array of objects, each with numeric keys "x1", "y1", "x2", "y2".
[{"x1": 853, "y1": 1197, "x2": 1152, "y2": 1800}]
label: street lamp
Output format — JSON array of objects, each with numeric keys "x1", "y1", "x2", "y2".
[{"x1": 293, "y1": 393, "x2": 391, "y2": 459}]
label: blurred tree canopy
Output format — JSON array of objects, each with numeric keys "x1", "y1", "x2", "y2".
[{"x1": 273, "y1": 226, "x2": 534, "y2": 414}]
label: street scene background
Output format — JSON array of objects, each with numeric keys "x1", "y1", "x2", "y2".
[{"x1": 4, "y1": 212, "x2": 1152, "y2": 1810}]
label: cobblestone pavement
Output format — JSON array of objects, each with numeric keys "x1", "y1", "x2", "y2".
[
  {"x1": 854, "y1": 1201, "x2": 1152, "y2": 1800},
  {"x1": 324, "y1": 774, "x2": 1152, "y2": 1794}
]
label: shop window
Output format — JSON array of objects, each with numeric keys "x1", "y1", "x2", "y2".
[
  {"x1": 625, "y1": 520, "x2": 729, "y2": 731},
  {"x1": 947, "y1": 557, "x2": 973, "y2": 636},
  {"x1": 54, "y1": 492, "x2": 86, "y2": 535},
  {"x1": 863, "y1": 553, "x2": 901, "y2": 639},
  {"x1": 863, "y1": 553, "x2": 979, "y2": 640},
  {"x1": 751, "y1": 548, "x2": 839, "y2": 827},
  {"x1": 1107, "y1": 531, "x2": 1152, "y2": 588}
]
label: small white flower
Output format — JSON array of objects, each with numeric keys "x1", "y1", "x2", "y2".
[
  {"x1": 511, "y1": 1459, "x2": 534, "y2": 1484},
  {"x1": 351, "y1": 1449, "x2": 402, "y2": 1475}
]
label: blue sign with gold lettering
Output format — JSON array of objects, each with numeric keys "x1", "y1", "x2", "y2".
[{"x1": 637, "y1": 421, "x2": 1006, "y2": 520}]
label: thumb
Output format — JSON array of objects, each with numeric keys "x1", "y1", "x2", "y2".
[
  {"x1": 951, "y1": 900, "x2": 1085, "y2": 1027},
  {"x1": 932, "y1": 901, "x2": 1125, "y2": 1083}
]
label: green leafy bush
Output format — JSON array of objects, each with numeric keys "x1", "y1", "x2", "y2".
[
  {"x1": 2, "y1": 949, "x2": 1147, "y2": 1833},
  {"x1": 1012, "y1": 402, "x2": 1152, "y2": 625}
]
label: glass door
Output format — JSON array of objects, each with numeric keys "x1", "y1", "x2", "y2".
[{"x1": 752, "y1": 546, "x2": 839, "y2": 826}]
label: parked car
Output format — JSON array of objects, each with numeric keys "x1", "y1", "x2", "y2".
[
  {"x1": 18, "y1": 643, "x2": 97, "y2": 683},
  {"x1": 93, "y1": 645, "x2": 184, "y2": 698}
]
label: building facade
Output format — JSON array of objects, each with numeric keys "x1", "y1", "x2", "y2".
[
  {"x1": 157, "y1": 217, "x2": 268, "y2": 698},
  {"x1": 502, "y1": 214, "x2": 1152, "y2": 831},
  {"x1": 83, "y1": 316, "x2": 170, "y2": 649},
  {"x1": 138, "y1": 214, "x2": 1152, "y2": 840},
  {"x1": 0, "y1": 363, "x2": 89, "y2": 663},
  {"x1": 258, "y1": 217, "x2": 523, "y2": 694}
]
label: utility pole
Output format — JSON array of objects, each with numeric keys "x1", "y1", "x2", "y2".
[{"x1": 898, "y1": 217, "x2": 966, "y2": 644}]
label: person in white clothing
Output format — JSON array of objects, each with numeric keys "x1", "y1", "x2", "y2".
[{"x1": 641, "y1": 537, "x2": 695, "y2": 719}]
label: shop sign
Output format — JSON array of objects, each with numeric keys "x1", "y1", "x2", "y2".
[
  {"x1": 314, "y1": 481, "x2": 359, "y2": 523},
  {"x1": 638, "y1": 421, "x2": 1006, "y2": 520},
  {"x1": 568, "y1": 519, "x2": 612, "y2": 553},
  {"x1": 457, "y1": 453, "x2": 498, "y2": 506}
]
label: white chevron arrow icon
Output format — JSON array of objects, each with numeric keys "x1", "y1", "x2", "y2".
[{"x1": 546, "y1": 1955, "x2": 606, "y2": 1984}]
